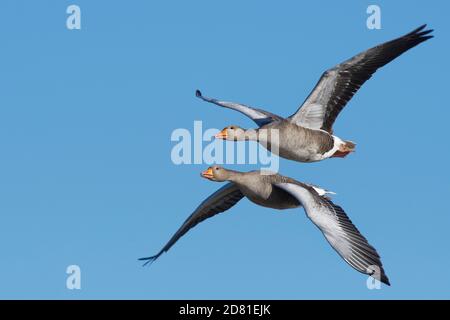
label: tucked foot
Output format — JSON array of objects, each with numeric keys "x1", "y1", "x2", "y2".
[{"x1": 331, "y1": 140, "x2": 356, "y2": 158}]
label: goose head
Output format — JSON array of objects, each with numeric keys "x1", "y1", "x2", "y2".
[
  {"x1": 215, "y1": 125, "x2": 247, "y2": 141},
  {"x1": 201, "y1": 166, "x2": 232, "y2": 182}
]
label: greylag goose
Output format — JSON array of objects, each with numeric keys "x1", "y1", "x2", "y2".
[
  {"x1": 140, "y1": 166, "x2": 390, "y2": 285},
  {"x1": 196, "y1": 25, "x2": 433, "y2": 163}
]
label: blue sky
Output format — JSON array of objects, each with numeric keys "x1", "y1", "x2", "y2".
[{"x1": 0, "y1": 1, "x2": 448, "y2": 299}]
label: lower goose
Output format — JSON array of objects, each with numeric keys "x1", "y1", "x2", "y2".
[{"x1": 140, "y1": 167, "x2": 390, "y2": 285}]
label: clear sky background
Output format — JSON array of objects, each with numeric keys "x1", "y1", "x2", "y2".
[{"x1": 0, "y1": 1, "x2": 448, "y2": 299}]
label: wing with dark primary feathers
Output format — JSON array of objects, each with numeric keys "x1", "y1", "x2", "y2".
[
  {"x1": 275, "y1": 182, "x2": 390, "y2": 285},
  {"x1": 139, "y1": 182, "x2": 244, "y2": 265},
  {"x1": 196, "y1": 90, "x2": 284, "y2": 127},
  {"x1": 289, "y1": 24, "x2": 433, "y2": 133}
]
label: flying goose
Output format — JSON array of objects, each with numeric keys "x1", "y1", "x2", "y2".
[
  {"x1": 196, "y1": 25, "x2": 433, "y2": 163},
  {"x1": 140, "y1": 167, "x2": 390, "y2": 285}
]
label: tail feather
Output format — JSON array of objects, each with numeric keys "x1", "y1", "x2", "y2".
[{"x1": 309, "y1": 184, "x2": 337, "y2": 197}]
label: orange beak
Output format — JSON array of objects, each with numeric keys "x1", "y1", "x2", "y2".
[
  {"x1": 215, "y1": 129, "x2": 228, "y2": 140},
  {"x1": 201, "y1": 167, "x2": 214, "y2": 180}
]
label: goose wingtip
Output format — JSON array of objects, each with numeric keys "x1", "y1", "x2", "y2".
[
  {"x1": 382, "y1": 277, "x2": 391, "y2": 286},
  {"x1": 138, "y1": 255, "x2": 159, "y2": 267},
  {"x1": 375, "y1": 271, "x2": 391, "y2": 286}
]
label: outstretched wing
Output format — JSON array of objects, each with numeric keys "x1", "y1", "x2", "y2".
[
  {"x1": 196, "y1": 90, "x2": 284, "y2": 127},
  {"x1": 289, "y1": 24, "x2": 433, "y2": 133},
  {"x1": 275, "y1": 182, "x2": 390, "y2": 285},
  {"x1": 139, "y1": 182, "x2": 244, "y2": 265}
]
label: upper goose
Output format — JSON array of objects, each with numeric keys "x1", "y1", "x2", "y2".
[
  {"x1": 196, "y1": 25, "x2": 433, "y2": 163},
  {"x1": 140, "y1": 166, "x2": 390, "y2": 285}
]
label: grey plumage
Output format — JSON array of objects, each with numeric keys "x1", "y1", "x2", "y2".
[
  {"x1": 196, "y1": 25, "x2": 433, "y2": 163},
  {"x1": 139, "y1": 182, "x2": 244, "y2": 265},
  {"x1": 289, "y1": 24, "x2": 433, "y2": 133},
  {"x1": 141, "y1": 168, "x2": 390, "y2": 285},
  {"x1": 275, "y1": 182, "x2": 390, "y2": 285},
  {"x1": 196, "y1": 90, "x2": 283, "y2": 126}
]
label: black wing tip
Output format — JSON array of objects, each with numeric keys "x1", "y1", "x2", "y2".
[
  {"x1": 368, "y1": 265, "x2": 391, "y2": 286},
  {"x1": 399, "y1": 25, "x2": 433, "y2": 49},
  {"x1": 411, "y1": 24, "x2": 434, "y2": 38},
  {"x1": 138, "y1": 255, "x2": 159, "y2": 267},
  {"x1": 416, "y1": 24, "x2": 427, "y2": 31},
  {"x1": 380, "y1": 273, "x2": 391, "y2": 286},
  {"x1": 410, "y1": 24, "x2": 427, "y2": 35},
  {"x1": 195, "y1": 89, "x2": 202, "y2": 98}
]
